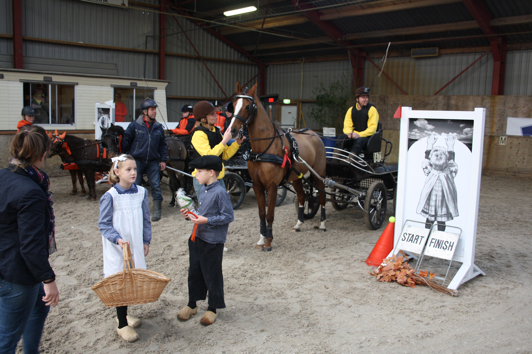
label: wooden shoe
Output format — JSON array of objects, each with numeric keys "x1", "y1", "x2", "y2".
[
  {"x1": 116, "y1": 326, "x2": 139, "y2": 342},
  {"x1": 200, "y1": 311, "x2": 216, "y2": 326},
  {"x1": 115, "y1": 316, "x2": 142, "y2": 329},
  {"x1": 127, "y1": 315, "x2": 142, "y2": 328},
  {"x1": 177, "y1": 306, "x2": 197, "y2": 321}
]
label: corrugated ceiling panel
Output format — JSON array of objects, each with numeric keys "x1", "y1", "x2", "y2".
[
  {"x1": 0, "y1": 0, "x2": 12, "y2": 34},
  {"x1": 165, "y1": 15, "x2": 254, "y2": 62},
  {"x1": 365, "y1": 52, "x2": 494, "y2": 95},
  {"x1": 23, "y1": 41, "x2": 158, "y2": 79},
  {"x1": 267, "y1": 60, "x2": 351, "y2": 100},
  {"x1": 505, "y1": 50, "x2": 532, "y2": 95},
  {"x1": 165, "y1": 56, "x2": 258, "y2": 98},
  {"x1": 23, "y1": 0, "x2": 156, "y2": 49}
]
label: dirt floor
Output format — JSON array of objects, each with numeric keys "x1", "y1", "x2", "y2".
[{"x1": 26, "y1": 174, "x2": 532, "y2": 353}]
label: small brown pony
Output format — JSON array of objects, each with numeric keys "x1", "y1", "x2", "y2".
[
  {"x1": 49, "y1": 132, "x2": 113, "y2": 201},
  {"x1": 230, "y1": 82, "x2": 327, "y2": 251}
]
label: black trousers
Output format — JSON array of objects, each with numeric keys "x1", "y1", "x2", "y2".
[
  {"x1": 350, "y1": 137, "x2": 369, "y2": 155},
  {"x1": 188, "y1": 237, "x2": 226, "y2": 309}
]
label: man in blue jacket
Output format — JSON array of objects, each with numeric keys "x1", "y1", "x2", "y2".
[{"x1": 122, "y1": 99, "x2": 168, "y2": 221}]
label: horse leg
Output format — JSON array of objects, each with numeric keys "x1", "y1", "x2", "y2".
[
  {"x1": 315, "y1": 177, "x2": 327, "y2": 232},
  {"x1": 253, "y1": 183, "x2": 268, "y2": 247},
  {"x1": 69, "y1": 171, "x2": 78, "y2": 195},
  {"x1": 77, "y1": 170, "x2": 86, "y2": 195},
  {"x1": 84, "y1": 169, "x2": 97, "y2": 201},
  {"x1": 262, "y1": 182, "x2": 278, "y2": 252},
  {"x1": 167, "y1": 169, "x2": 178, "y2": 207},
  {"x1": 292, "y1": 179, "x2": 306, "y2": 231}
]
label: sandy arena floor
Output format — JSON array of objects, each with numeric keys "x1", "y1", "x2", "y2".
[{"x1": 26, "y1": 174, "x2": 532, "y2": 353}]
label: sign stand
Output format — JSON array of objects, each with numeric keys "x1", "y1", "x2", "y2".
[
  {"x1": 416, "y1": 224, "x2": 461, "y2": 285},
  {"x1": 392, "y1": 107, "x2": 486, "y2": 290}
]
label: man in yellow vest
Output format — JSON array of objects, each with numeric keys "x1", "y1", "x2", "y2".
[{"x1": 342, "y1": 87, "x2": 379, "y2": 155}]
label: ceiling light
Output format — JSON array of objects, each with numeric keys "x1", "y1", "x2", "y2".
[{"x1": 224, "y1": 6, "x2": 257, "y2": 16}]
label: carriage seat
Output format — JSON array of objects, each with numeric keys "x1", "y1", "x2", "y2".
[{"x1": 361, "y1": 122, "x2": 383, "y2": 157}]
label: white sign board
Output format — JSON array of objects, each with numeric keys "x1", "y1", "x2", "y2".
[
  {"x1": 394, "y1": 225, "x2": 430, "y2": 254},
  {"x1": 506, "y1": 117, "x2": 532, "y2": 136},
  {"x1": 393, "y1": 107, "x2": 486, "y2": 290},
  {"x1": 424, "y1": 231, "x2": 460, "y2": 260}
]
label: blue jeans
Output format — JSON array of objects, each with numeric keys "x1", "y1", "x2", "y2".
[
  {"x1": 135, "y1": 160, "x2": 163, "y2": 201},
  {"x1": 193, "y1": 177, "x2": 225, "y2": 199},
  {"x1": 0, "y1": 279, "x2": 49, "y2": 354}
]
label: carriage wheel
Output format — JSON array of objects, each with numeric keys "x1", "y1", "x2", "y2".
[
  {"x1": 364, "y1": 181, "x2": 387, "y2": 230},
  {"x1": 293, "y1": 185, "x2": 320, "y2": 219},
  {"x1": 266, "y1": 185, "x2": 288, "y2": 206},
  {"x1": 224, "y1": 172, "x2": 246, "y2": 210},
  {"x1": 331, "y1": 188, "x2": 349, "y2": 211}
]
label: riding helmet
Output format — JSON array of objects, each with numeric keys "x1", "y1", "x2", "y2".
[
  {"x1": 212, "y1": 100, "x2": 223, "y2": 108},
  {"x1": 223, "y1": 101, "x2": 234, "y2": 114},
  {"x1": 193, "y1": 101, "x2": 215, "y2": 122},
  {"x1": 355, "y1": 87, "x2": 370, "y2": 98},
  {"x1": 140, "y1": 99, "x2": 158, "y2": 111},
  {"x1": 181, "y1": 105, "x2": 193, "y2": 113},
  {"x1": 21, "y1": 106, "x2": 36, "y2": 116}
]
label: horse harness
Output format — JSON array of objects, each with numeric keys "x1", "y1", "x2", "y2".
[
  {"x1": 233, "y1": 93, "x2": 307, "y2": 186},
  {"x1": 51, "y1": 134, "x2": 111, "y2": 168}
]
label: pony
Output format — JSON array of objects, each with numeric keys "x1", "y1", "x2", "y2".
[
  {"x1": 229, "y1": 82, "x2": 327, "y2": 252},
  {"x1": 49, "y1": 132, "x2": 112, "y2": 201}
]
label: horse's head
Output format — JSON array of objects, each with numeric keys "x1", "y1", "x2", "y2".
[
  {"x1": 101, "y1": 124, "x2": 124, "y2": 158},
  {"x1": 49, "y1": 130, "x2": 67, "y2": 157},
  {"x1": 230, "y1": 82, "x2": 258, "y2": 139}
]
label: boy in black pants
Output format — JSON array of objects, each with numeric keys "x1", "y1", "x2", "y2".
[{"x1": 177, "y1": 155, "x2": 234, "y2": 325}]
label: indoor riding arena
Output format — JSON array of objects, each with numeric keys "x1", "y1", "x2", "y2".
[{"x1": 1, "y1": 0, "x2": 531, "y2": 353}]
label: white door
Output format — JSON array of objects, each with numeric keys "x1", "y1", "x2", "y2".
[{"x1": 281, "y1": 105, "x2": 297, "y2": 129}]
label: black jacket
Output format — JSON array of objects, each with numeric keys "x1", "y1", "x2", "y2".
[
  {"x1": 122, "y1": 116, "x2": 168, "y2": 163},
  {"x1": 0, "y1": 166, "x2": 55, "y2": 285}
]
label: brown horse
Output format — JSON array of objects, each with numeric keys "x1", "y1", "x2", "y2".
[
  {"x1": 230, "y1": 82, "x2": 327, "y2": 252},
  {"x1": 49, "y1": 132, "x2": 112, "y2": 201}
]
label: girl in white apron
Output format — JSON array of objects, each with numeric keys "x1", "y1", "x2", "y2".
[{"x1": 98, "y1": 154, "x2": 152, "y2": 342}]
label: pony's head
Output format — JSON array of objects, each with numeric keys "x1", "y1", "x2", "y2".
[
  {"x1": 230, "y1": 82, "x2": 258, "y2": 139},
  {"x1": 48, "y1": 131, "x2": 67, "y2": 157}
]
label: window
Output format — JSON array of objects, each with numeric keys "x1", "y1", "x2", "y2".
[
  {"x1": 113, "y1": 87, "x2": 154, "y2": 122},
  {"x1": 23, "y1": 83, "x2": 76, "y2": 125}
]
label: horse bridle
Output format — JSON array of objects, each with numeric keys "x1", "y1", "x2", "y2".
[
  {"x1": 232, "y1": 94, "x2": 257, "y2": 136},
  {"x1": 101, "y1": 129, "x2": 122, "y2": 155},
  {"x1": 49, "y1": 135, "x2": 66, "y2": 157}
]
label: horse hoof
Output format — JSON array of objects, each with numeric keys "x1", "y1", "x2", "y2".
[
  {"x1": 292, "y1": 228, "x2": 300, "y2": 232},
  {"x1": 319, "y1": 228, "x2": 327, "y2": 233},
  {"x1": 168, "y1": 203, "x2": 175, "y2": 207},
  {"x1": 70, "y1": 191, "x2": 77, "y2": 195},
  {"x1": 262, "y1": 246, "x2": 272, "y2": 252}
]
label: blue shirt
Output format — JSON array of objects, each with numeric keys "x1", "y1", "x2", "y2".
[
  {"x1": 98, "y1": 183, "x2": 152, "y2": 245},
  {"x1": 195, "y1": 181, "x2": 234, "y2": 244}
]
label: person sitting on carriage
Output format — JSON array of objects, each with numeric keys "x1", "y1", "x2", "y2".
[
  {"x1": 342, "y1": 86, "x2": 380, "y2": 156},
  {"x1": 171, "y1": 105, "x2": 196, "y2": 136},
  {"x1": 190, "y1": 101, "x2": 245, "y2": 197},
  {"x1": 213, "y1": 100, "x2": 226, "y2": 133},
  {"x1": 17, "y1": 106, "x2": 37, "y2": 132}
]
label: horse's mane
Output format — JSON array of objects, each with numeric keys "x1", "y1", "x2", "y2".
[{"x1": 111, "y1": 124, "x2": 125, "y2": 135}]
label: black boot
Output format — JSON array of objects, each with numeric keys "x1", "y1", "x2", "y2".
[{"x1": 152, "y1": 200, "x2": 162, "y2": 221}]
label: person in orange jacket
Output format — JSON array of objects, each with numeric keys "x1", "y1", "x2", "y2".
[
  {"x1": 17, "y1": 107, "x2": 36, "y2": 132},
  {"x1": 114, "y1": 93, "x2": 127, "y2": 122},
  {"x1": 213, "y1": 100, "x2": 226, "y2": 133},
  {"x1": 171, "y1": 105, "x2": 196, "y2": 135}
]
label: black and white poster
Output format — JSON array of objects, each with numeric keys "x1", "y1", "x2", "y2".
[{"x1": 394, "y1": 107, "x2": 486, "y2": 290}]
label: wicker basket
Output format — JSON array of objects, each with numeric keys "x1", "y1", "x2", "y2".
[{"x1": 91, "y1": 244, "x2": 171, "y2": 307}]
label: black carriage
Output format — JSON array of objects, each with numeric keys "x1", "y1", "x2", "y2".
[{"x1": 296, "y1": 123, "x2": 398, "y2": 230}]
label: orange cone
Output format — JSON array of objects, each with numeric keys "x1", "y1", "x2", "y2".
[{"x1": 366, "y1": 216, "x2": 395, "y2": 267}]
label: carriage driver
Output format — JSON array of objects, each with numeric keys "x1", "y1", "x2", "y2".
[
  {"x1": 342, "y1": 87, "x2": 380, "y2": 156},
  {"x1": 17, "y1": 106, "x2": 36, "y2": 132},
  {"x1": 122, "y1": 99, "x2": 168, "y2": 222}
]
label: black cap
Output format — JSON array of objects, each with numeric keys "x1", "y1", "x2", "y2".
[
  {"x1": 213, "y1": 100, "x2": 223, "y2": 107},
  {"x1": 21, "y1": 106, "x2": 36, "y2": 116},
  {"x1": 181, "y1": 105, "x2": 193, "y2": 113},
  {"x1": 189, "y1": 155, "x2": 223, "y2": 172}
]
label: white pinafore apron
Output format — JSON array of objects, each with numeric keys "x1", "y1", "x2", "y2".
[{"x1": 102, "y1": 186, "x2": 147, "y2": 278}]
